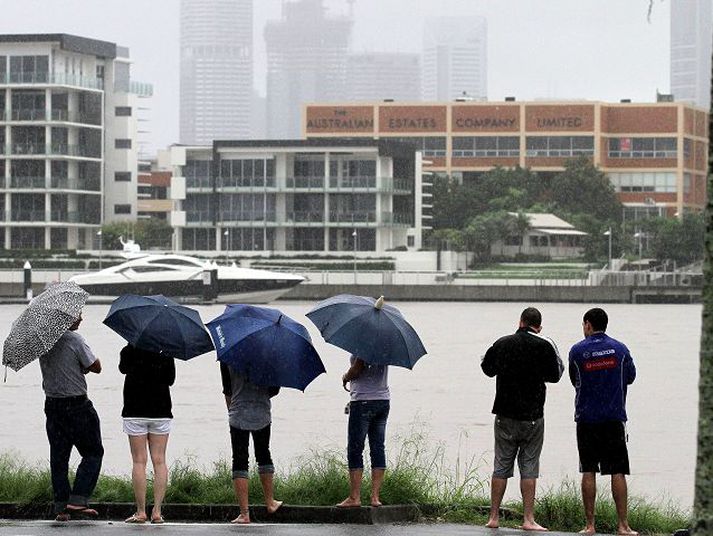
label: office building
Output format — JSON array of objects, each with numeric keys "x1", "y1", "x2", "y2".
[
  {"x1": 346, "y1": 52, "x2": 421, "y2": 102},
  {"x1": 671, "y1": 0, "x2": 712, "y2": 110},
  {"x1": 179, "y1": 0, "x2": 253, "y2": 144},
  {"x1": 0, "y1": 33, "x2": 152, "y2": 250},
  {"x1": 264, "y1": 0, "x2": 352, "y2": 138},
  {"x1": 304, "y1": 99, "x2": 708, "y2": 222},
  {"x1": 422, "y1": 17, "x2": 487, "y2": 101}
]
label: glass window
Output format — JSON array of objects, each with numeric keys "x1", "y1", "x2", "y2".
[
  {"x1": 115, "y1": 106, "x2": 132, "y2": 116},
  {"x1": 114, "y1": 172, "x2": 131, "y2": 182},
  {"x1": 115, "y1": 138, "x2": 132, "y2": 149},
  {"x1": 114, "y1": 204, "x2": 131, "y2": 214}
]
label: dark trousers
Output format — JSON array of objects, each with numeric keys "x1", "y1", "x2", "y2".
[
  {"x1": 229, "y1": 424, "x2": 274, "y2": 479},
  {"x1": 347, "y1": 399, "x2": 390, "y2": 470},
  {"x1": 44, "y1": 395, "x2": 104, "y2": 514}
]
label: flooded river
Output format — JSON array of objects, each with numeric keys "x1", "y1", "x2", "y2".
[{"x1": 0, "y1": 301, "x2": 700, "y2": 508}]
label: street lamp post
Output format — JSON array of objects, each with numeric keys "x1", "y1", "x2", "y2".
[
  {"x1": 96, "y1": 230, "x2": 102, "y2": 269},
  {"x1": 352, "y1": 229, "x2": 357, "y2": 284},
  {"x1": 603, "y1": 227, "x2": 612, "y2": 269},
  {"x1": 223, "y1": 229, "x2": 230, "y2": 264}
]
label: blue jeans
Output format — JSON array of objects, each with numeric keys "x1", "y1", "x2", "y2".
[
  {"x1": 347, "y1": 399, "x2": 390, "y2": 470},
  {"x1": 44, "y1": 395, "x2": 104, "y2": 514}
]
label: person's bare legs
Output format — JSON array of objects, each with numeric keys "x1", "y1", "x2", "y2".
[
  {"x1": 520, "y1": 478, "x2": 547, "y2": 531},
  {"x1": 336, "y1": 469, "x2": 363, "y2": 507},
  {"x1": 580, "y1": 472, "x2": 597, "y2": 534},
  {"x1": 259, "y1": 472, "x2": 283, "y2": 513},
  {"x1": 147, "y1": 433, "x2": 169, "y2": 522},
  {"x1": 231, "y1": 477, "x2": 250, "y2": 524},
  {"x1": 370, "y1": 469, "x2": 385, "y2": 506},
  {"x1": 127, "y1": 435, "x2": 148, "y2": 522},
  {"x1": 486, "y1": 477, "x2": 507, "y2": 528},
  {"x1": 611, "y1": 474, "x2": 637, "y2": 535}
]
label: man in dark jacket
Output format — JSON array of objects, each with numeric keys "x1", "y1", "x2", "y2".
[
  {"x1": 481, "y1": 307, "x2": 563, "y2": 531},
  {"x1": 569, "y1": 308, "x2": 636, "y2": 536}
]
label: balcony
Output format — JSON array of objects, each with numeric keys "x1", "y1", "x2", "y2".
[
  {"x1": 220, "y1": 211, "x2": 277, "y2": 223},
  {"x1": 11, "y1": 142, "x2": 46, "y2": 156},
  {"x1": 50, "y1": 211, "x2": 100, "y2": 224},
  {"x1": 328, "y1": 176, "x2": 376, "y2": 189},
  {"x1": 286, "y1": 177, "x2": 324, "y2": 189},
  {"x1": 217, "y1": 177, "x2": 276, "y2": 189},
  {"x1": 186, "y1": 210, "x2": 214, "y2": 223},
  {"x1": 4, "y1": 72, "x2": 104, "y2": 90},
  {"x1": 381, "y1": 212, "x2": 413, "y2": 226},
  {"x1": 186, "y1": 177, "x2": 212, "y2": 189},
  {"x1": 10, "y1": 109, "x2": 47, "y2": 121},
  {"x1": 328, "y1": 211, "x2": 376, "y2": 223},
  {"x1": 51, "y1": 109, "x2": 102, "y2": 126},
  {"x1": 12, "y1": 209, "x2": 47, "y2": 222},
  {"x1": 50, "y1": 144, "x2": 102, "y2": 159},
  {"x1": 286, "y1": 211, "x2": 325, "y2": 224},
  {"x1": 51, "y1": 177, "x2": 101, "y2": 191},
  {"x1": 10, "y1": 176, "x2": 46, "y2": 189}
]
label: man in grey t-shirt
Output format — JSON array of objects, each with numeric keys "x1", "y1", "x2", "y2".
[{"x1": 39, "y1": 313, "x2": 104, "y2": 520}]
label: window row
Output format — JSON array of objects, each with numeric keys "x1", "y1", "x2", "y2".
[
  {"x1": 608, "y1": 172, "x2": 677, "y2": 193},
  {"x1": 525, "y1": 136, "x2": 594, "y2": 157},
  {"x1": 452, "y1": 136, "x2": 519, "y2": 157},
  {"x1": 607, "y1": 137, "x2": 677, "y2": 158}
]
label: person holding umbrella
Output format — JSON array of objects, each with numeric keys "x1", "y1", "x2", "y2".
[
  {"x1": 40, "y1": 312, "x2": 104, "y2": 521},
  {"x1": 306, "y1": 294, "x2": 427, "y2": 509},
  {"x1": 119, "y1": 344, "x2": 175, "y2": 524},
  {"x1": 207, "y1": 305, "x2": 325, "y2": 524},
  {"x1": 103, "y1": 294, "x2": 215, "y2": 524}
]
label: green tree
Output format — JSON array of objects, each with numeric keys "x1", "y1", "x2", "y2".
[
  {"x1": 463, "y1": 211, "x2": 516, "y2": 264},
  {"x1": 642, "y1": 213, "x2": 705, "y2": 265},
  {"x1": 100, "y1": 219, "x2": 174, "y2": 252},
  {"x1": 430, "y1": 176, "x2": 483, "y2": 230}
]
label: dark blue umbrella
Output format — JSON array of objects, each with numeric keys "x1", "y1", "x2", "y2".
[
  {"x1": 103, "y1": 294, "x2": 214, "y2": 360},
  {"x1": 306, "y1": 294, "x2": 427, "y2": 369},
  {"x1": 206, "y1": 304, "x2": 325, "y2": 391}
]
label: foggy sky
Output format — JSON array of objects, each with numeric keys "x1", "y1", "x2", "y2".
[{"x1": 0, "y1": 0, "x2": 669, "y2": 153}]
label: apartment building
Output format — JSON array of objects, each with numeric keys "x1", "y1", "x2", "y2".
[
  {"x1": 167, "y1": 139, "x2": 421, "y2": 253},
  {"x1": 0, "y1": 33, "x2": 151, "y2": 250}
]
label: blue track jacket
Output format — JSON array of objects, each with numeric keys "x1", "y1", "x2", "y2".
[{"x1": 568, "y1": 332, "x2": 636, "y2": 423}]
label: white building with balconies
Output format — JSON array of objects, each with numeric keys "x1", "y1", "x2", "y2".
[
  {"x1": 0, "y1": 33, "x2": 152, "y2": 250},
  {"x1": 166, "y1": 139, "x2": 423, "y2": 254}
]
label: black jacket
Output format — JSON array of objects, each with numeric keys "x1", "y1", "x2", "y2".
[
  {"x1": 120, "y1": 344, "x2": 176, "y2": 419},
  {"x1": 481, "y1": 327, "x2": 563, "y2": 421}
]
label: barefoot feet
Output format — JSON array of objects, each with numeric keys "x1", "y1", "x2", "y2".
[
  {"x1": 617, "y1": 525, "x2": 638, "y2": 536},
  {"x1": 579, "y1": 526, "x2": 595, "y2": 534},
  {"x1": 485, "y1": 518, "x2": 499, "y2": 528},
  {"x1": 266, "y1": 500, "x2": 283, "y2": 514},
  {"x1": 520, "y1": 521, "x2": 548, "y2": 531},
  {"x1": 231, "y1": 511, "x2": 250, "y2": 524},
  {"x1": 336, "y1": 497, "x2": 361, "y2": 508}
]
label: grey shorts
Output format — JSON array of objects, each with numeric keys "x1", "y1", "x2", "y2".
[{"x1": 492, "y1": 415, "x2": 544, "y2": 479}]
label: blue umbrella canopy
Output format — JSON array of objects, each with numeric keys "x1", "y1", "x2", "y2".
[
  {"x1": 206, "y1": 304, "x2": 325, "y2": 391},
  {"x1": 103, "y1": 294, "x2": 214, "y2": 360},
  {"x1": 306, "y1": 294, "x2": 427, "y2": 369}
]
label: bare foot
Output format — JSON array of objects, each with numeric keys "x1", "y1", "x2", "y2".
[
  {"x1": 520, "y1": 521, "x2": 548, "y2": 531},
  {"x1": 579, "y1": 526, "x2": 596, "y2": 534},
  {"x1": 370, "y1": 499, "x2": 382, "y2": 507},
  {"x1": 485, "y1": 518, "x2": 499, "y2": 528},
  {"x1": 617, "y1": 525, "x2": 638, "y2": 536},
  {"x1": 231, "y1": 512, "x2": 250, "y2": 524},
  {"x1": 266, "y1": 500, "x2": 283, "y2": 514},
  {"x1": 336, "y1": 497, "x2": 361, "y2": 508}
]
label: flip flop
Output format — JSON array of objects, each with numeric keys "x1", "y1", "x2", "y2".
[
  {"x1": 65, "y1": 506, "x2": 99, "y2": 519},
  {"x1": 124, "y1": 514, "x2": 147, "y2": 524},
  {"x1": 151, "y1": 516, "x2": 165, "y2": 524}
]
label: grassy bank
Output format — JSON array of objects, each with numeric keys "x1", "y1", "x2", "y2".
[{"x1": 0, "y1": 438, "x2": 688, "y2": 534}]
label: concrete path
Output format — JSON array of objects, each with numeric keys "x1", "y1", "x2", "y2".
[{"x1": 0, "y1": 519, "x2": 614, "y2": 536}]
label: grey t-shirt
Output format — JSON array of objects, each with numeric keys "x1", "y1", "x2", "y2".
[
  {"x1": 221, "y1": 363, "x2": 272, "y2": 431},
  {"x1": 39, "y1": 331, "x2": 97, "y2": 398},
  {"x1": 350, "y1": 355, "x2": 390, "y2": 402}
]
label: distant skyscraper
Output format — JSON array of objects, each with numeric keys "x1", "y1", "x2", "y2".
[
  {"x1": 179, "y1": 0, "x2": 253, "y2": 145},
  {"x1": 346, "y1": 52, "x2": 421, "y2": 102},
  {"x1": 422, "y1": 17, "x2": 487, "y2": 102},
  {"x1": 264, "y1": 0, "x2": 352, "y2": 138},
  {"x1": 670, "y1": 0, "x2": 712, "y2": 110}
]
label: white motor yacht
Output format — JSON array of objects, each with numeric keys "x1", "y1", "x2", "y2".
[{"x1": 69, "y1": 254, "x2": 305, "y2": 303}]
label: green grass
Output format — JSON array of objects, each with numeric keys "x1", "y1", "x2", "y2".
[{"x1": 0, "y1": 445, "x2": 690, "y2": 534}]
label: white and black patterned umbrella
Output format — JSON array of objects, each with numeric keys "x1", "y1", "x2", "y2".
[{"x1": 2, "y1": 281, "x2": 89, "y2": 372}]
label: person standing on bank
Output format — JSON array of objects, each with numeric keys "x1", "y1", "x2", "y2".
[
  {"x1": 119, "y1": 344, "x2": 175, "y2": 524},
  {"x1": 481, "y1": 307, "x2": 563, "y2": 531},
  {"x1": 39, "y1": 313, "x2": 104, "y2": 521},
  {"x1": 569, "y1": 308, "x2": 637, "y2": 536},
  {"x1": 221, "y1": 363, "x2": 283, "y2": 524},
  {"x1": 337, "y1": 355, "x2": 390, "y2": 508}
]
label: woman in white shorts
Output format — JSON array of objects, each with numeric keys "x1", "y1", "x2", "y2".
[{"x1": 119, "y1": 344, "x2": 175, "y2": 524}]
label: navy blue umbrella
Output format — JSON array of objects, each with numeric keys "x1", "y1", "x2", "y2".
[
  {"x1": 306, "y1": 294, "x2": 427, "y2": 369},
  {"x1": 206, "y1": 304, "x2": 325, "y2": 391},
  {"x1": 103, "y1": 294, "x2": 214, "y2": 360}
]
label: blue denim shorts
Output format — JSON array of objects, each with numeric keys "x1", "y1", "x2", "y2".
[{"x1": 347, "y1": 399, "x2": 390, "y2": 470}]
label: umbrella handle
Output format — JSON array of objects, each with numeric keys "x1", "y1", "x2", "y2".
[
  {"x1": 342, "y1": 381, "x2": 350, "y2": 393},
  {"x1": 3, "y1": 365, "x2": 6, "y2": 383}
]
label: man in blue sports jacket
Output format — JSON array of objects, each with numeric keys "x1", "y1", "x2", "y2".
[{"x1": 569, "y1": 307, "x2": 637, "y2": 536}]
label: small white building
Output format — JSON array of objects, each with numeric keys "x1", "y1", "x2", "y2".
[{"x1": 492, "y1": 213, "x2": 587, "y2": 259}]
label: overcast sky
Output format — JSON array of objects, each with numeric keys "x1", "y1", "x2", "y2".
[{"x1": 0, "y1": 0, "x2": 669, "y2": 152}]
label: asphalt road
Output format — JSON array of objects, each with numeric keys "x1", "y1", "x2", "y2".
[{"x1": 0, "y1": 520, "x2": 606, "y2": 536}]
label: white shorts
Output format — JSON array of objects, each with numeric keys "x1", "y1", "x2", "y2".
[{"x1": 123, "y1": 418, "x2": 172, "y2": 436}]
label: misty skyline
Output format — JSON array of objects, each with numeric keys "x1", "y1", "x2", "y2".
[{"x1": 0, "y1": 0, "x2": 670, "y2": 152}]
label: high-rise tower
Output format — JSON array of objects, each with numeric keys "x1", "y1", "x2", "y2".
[
  {"x1": 670, "y1": 0, "x2": 712, "y2": 110},
  {"x1": 179, "y1": 0, "x2": 253, "y2": 144}
]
